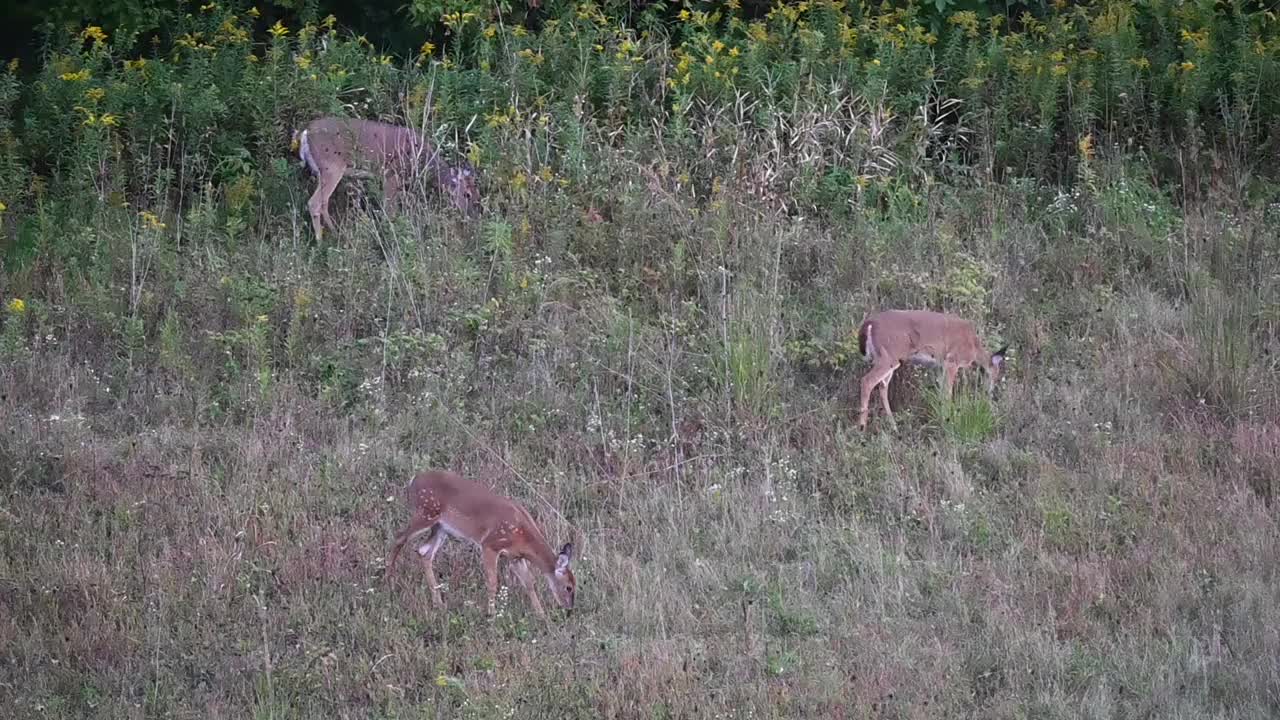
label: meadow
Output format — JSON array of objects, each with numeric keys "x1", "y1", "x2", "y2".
[{"x1": 1, "y1": 1, "x2": 1279, "y2": 717}]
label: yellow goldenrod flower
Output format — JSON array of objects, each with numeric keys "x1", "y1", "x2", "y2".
[
  {"x1": 138, "y1": 210, "x2": 166, "y2": 229},
  {"x1": 7, "y1": 298, "x2": 25, "y2": 314},
  {"x1": 1180, "y1": 28, "x2": 1210, "y2": 52},
  {"x1": 295, "y1": 53, "x2": 312, "y2": 69},
  {"x1": 322, "y1": 15, "x2": 337, "y2": 29},
  {"x1": 7, "y1": 58, "x2": 19, "y2": 74},
  {"x1": 60, "y1": 69, "x2": 92, "y2": 82},
  {"x1": 99, "y1": 113, "x2": 119, "y2": 127},
  {"x1": 84, "y1": 87, "x2": 105, "y2": 102},
  {"x1": 248, "y1": 6, "x2": 260, "y2": 17},
  {"x1": 1179, "y1": 61, "x2": 1195, "y2": 72},
  {"x1": 81, "y1": 26, "x2": 109, "y2": 44},
  {"x1": 948, "y1": 11, "x2": 980, "y2": 38},
  {"x1": 256, "y1": 314, "x2": 269, "y2": 324},
  {"x1": 200, "y1": 3, "x2": 217, "y2": 12},
  {"x1": 268, "y1": 21, "x2": 289, "y2": 38},
  {"x1": 1078, "y1": 133, "x2": 1094, "y2": 160},
  {"x1": 0, "y1": 201, "x2": 6, "y2": 212},
  {"x1": 419, "y1": 41, "x2": 435, "y2": 55}
]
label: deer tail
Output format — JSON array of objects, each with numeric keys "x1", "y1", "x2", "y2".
[
  {"x1": 297, "y1": 129, "x2": 319, "y2": 175},
  {"x1": 858, "y1": 318, "x2": 874, "y2": 360}
]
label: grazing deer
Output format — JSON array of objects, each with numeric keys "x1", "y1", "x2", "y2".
[
  {"x1": 855, "y1": 309, "x2": 1008, "y2": 431},
  {"x1": 386, "y1": 469, "x2": 576, "y2": 618},
  {"x1": 296, "y1": 117, "x2": 480, "y2": 240}
]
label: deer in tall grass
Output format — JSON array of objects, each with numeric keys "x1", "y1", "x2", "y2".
[
  {"x1": 855, "y1": 309, "x2": 1009, "y2": 431},
  {"x1": 386, "y1": 469, "x2": 576, "y2": 618},
  {"x1": 296, "y1": 117, "x2": 480, "y2": 240}
]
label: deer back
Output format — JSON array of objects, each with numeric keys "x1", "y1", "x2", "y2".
[
  {"x1": 305, "y1": 117, "x2": 441, "y2": 177},
  {"x1": 407, "y1": 471, "x2": 548, "y2": 550},
  {"x1": 865, "y1": 310, "x2": 985, "y2": 364}
]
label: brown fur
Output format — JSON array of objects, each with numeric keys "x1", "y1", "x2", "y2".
[
  {"x1": 386, "y1": 469, "x2": 575, "y2": 618},
  {"x1": 298, "y1": 117, "x2": 480, "y2": 240},
  {"x1": 856, "y1": 309, "x2": 1008, "y2": 431}
]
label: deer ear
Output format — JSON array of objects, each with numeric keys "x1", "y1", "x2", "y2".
[{"x1": 555, "y1": 542, "x2": 573, "y2": 573}]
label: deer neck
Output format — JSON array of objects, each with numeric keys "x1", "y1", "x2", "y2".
[
  {"x1": 429, "y1": 159, "x2": 453, "y2": 184},
  {"x1": 520, "y1": 526, "x2": 560, "y2": 577}
]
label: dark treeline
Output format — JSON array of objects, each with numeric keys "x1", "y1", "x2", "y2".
[
  {"x1": 3, "y1": 0, "x2": 427, "y2": 67},
  {"x1": 2, "y1": 0, "x2": 1073, "y2": 67}
]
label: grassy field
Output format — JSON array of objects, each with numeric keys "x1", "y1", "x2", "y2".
[{"x1": 2, "y1": 2, "x2": 1280, "y2": 718}]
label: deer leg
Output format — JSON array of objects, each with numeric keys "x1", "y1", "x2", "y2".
[
  {"x1": 878, "y1": 368, "x2": 897, "y2": 430},
  {"x1": 482, "y1": 547, "x2": 501, "y2": 617},
  {"x1": 943, "y1": 363, "x2": 959, "y2": 400},
  {"x1": 512, "y1": 559, "x2": 547, "y2": 619},
  {"x1": 381, "y1": 172, "x2": 403, "y2": 218},
  {"x1": 416, "y1": 528, "x2": 449, "y2": 608},
  {"x1": 858, "y1": 361, "x2": 899, "y2": 431},
  {"x1": 307, "y1": 168, "x2": 344, "y2": 241},
  {"x1": 386, "y1": 513, "x2": 439, "y2": 581}
]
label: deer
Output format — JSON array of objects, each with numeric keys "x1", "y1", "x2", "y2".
[
  {"x1": 386, "y1": 469, "x2": 576, "y2": 619},
  {"x1": 296, "y1": 116, "x2": 480, "y2": 241},
  {"x1": 855, "y1": 309, "x2": 1009, "y2": 431}
]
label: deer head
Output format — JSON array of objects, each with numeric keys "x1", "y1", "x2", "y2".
[{"x1": 439, "y1": 161, "x2": 481, "y2": 219}]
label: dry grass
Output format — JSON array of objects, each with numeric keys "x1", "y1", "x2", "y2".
[{"x1": 2, "y1": 150, "x2": 1280, "y2": 720}]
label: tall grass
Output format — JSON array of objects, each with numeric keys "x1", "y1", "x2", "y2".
[{"x1": 2, "y1": 1, "x2": 1280, "y2": 718}]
